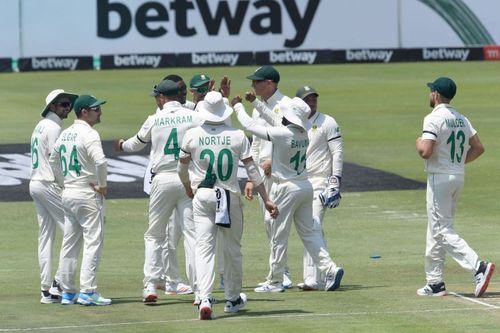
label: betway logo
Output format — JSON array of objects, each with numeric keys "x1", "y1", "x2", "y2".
[
  {"x1": 346, "y1": 49, "x2": 393, "y2": 63},
  {"x1": 423, "y1": 48, "x2": 470, "y2": 61},
  {"x1": 32, "y1": 57, "x2": 79, "y2": 70},
  {"x1": 192, "y1": 53, "x2": 239, "y2": 66},
  {"x1": 114, "y1": 54, "x2": 161, "y2": 67},
  {"x1": 270, "y1": 51, "x2": 317, "y2": 64},
  {"x1": 98, "y1": 0, "x2": 320, "y2": 48}
]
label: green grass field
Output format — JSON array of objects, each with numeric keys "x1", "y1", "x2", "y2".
[{"x1": 1, "y1": 62, "x2": 500, "y2": 332}]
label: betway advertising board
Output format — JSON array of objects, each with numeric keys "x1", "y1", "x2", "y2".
[{"x1": 1, "y1": 0, "x2": 499, "y2": 58}]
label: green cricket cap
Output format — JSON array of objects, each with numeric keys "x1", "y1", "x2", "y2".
[
  {"x1": 427, "y1": 77, "x2": 457, "y2": 100},
  {"x1": 150, "y1": 79, "x2": 180, "y2": 97},
  {"x1": 189, "y1": 74, "x2": 211, "y2": 93},
  {"x1": 246, "y1": 65, "x2": 280, "y2": 83},
  {"x1": 73, "y1": 95, "x2": 106, "y2": 113},
  {"x1": 295, "y1": 85, "x2": 319, "y2": 99}
]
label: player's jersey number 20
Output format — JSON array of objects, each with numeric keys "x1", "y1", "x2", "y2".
[{"x1": 201, "y1": 148, "x2": 233, "y2": 181}]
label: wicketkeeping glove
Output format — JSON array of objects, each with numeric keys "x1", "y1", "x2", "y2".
[{"x1": 319, "y1": 175, "x2": 341, "y2": 208}]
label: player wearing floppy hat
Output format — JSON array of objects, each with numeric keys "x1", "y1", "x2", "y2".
[
  {"x1": 49, "y1": 93, "x2": 111, "y2": 306},
  {"x1": 178, "y1": 91, "x2": 278, "y2": 319},
  {"x1": 41, "y1": 89, "x2": 78, "y2": 117},
  {"x1": 30, "y1": 89, "x2": 78, "y2": 304},
  {"x1": 232, "y1": 96, "x2": 344, "y2": 293},
  {"x1": 416, "y1": 77, "x2": 494, "y2": 297}
]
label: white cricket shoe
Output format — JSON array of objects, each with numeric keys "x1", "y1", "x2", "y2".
[
  {"x1": 283, "y1": 271, "x2": 293, "y2": 289},
  {"x1": 475, "y1": 261, "x2": 495, "y2": 297},
  {"x1": 40, "y1": 290, "x2": 60, "y2": 304},
  {"x1": 142, "y1": 283, "x2": 157, "y2": 303},
  {"x1": 417, "y1": 282, "x2": 447, "y2": 296},
  {"x1": 254, "y1": 282, "x2": 284, "y2": 293},
  {"x1": 325, "y1": 266, "x2": 344, "y2": 291},
  {"x1": 198, "y1": 298, "x2": 214, "y2": 320},
  {"x1": 165, "y1": 282, "x2": 193, "y2": 295},
  {"x1": 49, "y1": 280, "x2": 62, "y2": 297},
  {"x1": 77, "y1": 292, "x2": 112, "y2": 306},
  {"x1": 224, "y1": 293, "x2": 247, "y2": 313}
]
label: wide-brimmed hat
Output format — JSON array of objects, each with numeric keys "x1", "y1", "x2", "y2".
[
  {"x1": 197, "y1": 91, "x2": 233, "y2": 123},
  {"x1": 279, "y1": 96, "x2": 311, "y2": 130},
  {"x1": 427, "y1": 77, "x2": 457, "y2": 99},
  {"x1": 73, "y1": 95, "x2": 107, "y2": 113},
  {"x1": 41, "y1": 89, "x2": 78, "y2": 117}
]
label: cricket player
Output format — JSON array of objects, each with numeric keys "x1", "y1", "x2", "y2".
[
  {"x1": 178, "y1": 91, "x2": 278, "y2": 320},
  {"x1": 244, "y1": 65, "x2": 293, "y2": 288},
  {"x1": 416, "y1": 77, "x2": 494, "y2": 297},
  {"x1": 232, "y1": 96, "x2": 344, "y2": 293},
  {"x1": 49, "y1": 94, "x2": 111, "y2": 306},
  {"x1": 132, "y1": 74, "x2": 195, "y2": 296},
  {"x1": 30, "y1": 89, "x2": 78, "y2": 303},
  {"x1": 297, "y1": 85, "x2": 343, "y2": 290},
  {"x1": 116, "y1": 79, "x2": 202, "y2": 304}
]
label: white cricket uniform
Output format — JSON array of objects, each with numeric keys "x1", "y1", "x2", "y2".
[
  {"x1": 421, "y1": 103, "x2": 480, "y2": 284},
  {"x1": 250, "y1": 90, "x2": 288, "y2": 262},
  {"x1": 180, "y1": 123, "x2": 250, "y2": 302},
  {"x1": 49, "y1": 119, "x2": 107, "y2": 294},
  {"x1": 140, "y1": 102, "x2": 198, "y2": 288},
  {"x1": 29, "y1": 112, "x2": 65, "y2": 291},
  {"x1": 303, "y1": 112, "x2": 343, "y2": 287},
  {"x1": 234, "y1": 104, "x2": 338, "y2": 283},
  {"x1": 122, "y1": 101, "x2": 202, "y2": 288}
]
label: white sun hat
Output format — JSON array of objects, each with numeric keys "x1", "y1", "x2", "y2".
[
  {"x1": 279, "y1": 96, "x2": 311, "y2": 130},
  {"x1": 41, "y1": 89, "x2": 78, "y2": 117},
  {"x1": 197, "y1": 91, "x2": 233, "y2": 123}
]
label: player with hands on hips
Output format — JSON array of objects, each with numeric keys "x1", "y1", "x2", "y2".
[
  {"x1": 30, "y1": 89, "x2": 78, "y2": 304},
  {"x1": 49, "y1": 94, "x2": 111, "y2": 306},
  {"x1": 178, "y1": 91, "x2": 278, "y2": 320},
  {"x1": 416, "y1": 77, "x2": 494, "y2": 297}
]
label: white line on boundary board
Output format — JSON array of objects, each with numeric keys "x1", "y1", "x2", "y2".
[
  {"x1": 449, "y1": 291, "x2": 500, "y2": 309},
  {"x1": 0, "y1": 306, "x2": 498, "y2": 332}
]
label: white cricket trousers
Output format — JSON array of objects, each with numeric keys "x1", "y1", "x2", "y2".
[
  {"x1": 257, "y1": 168, "x2": 274, "y2": 241},
  {"x1": 425, "y1": 173, "x2": 479, "y2": 284},
  {"x1": 193, "y1": 188, "x2": 243, "y2": 302},
  {"x1": 303, "y1": 187, "x2": 328, "y2": 287},
  {"x1": 59, "y1": 189, "x2": 105, "y2": 293},
  {"x1": 161, "y1": 208, "x2": 206, "y2": 287},
  {"x1": 144, "y1": 172, "x2": 195, "y2": 288},
  {"x1": 29, "y1": 180, "x2": 65, "y2": 291},
  {"x1": 266, "y1": 179, "x2": 336, "y2": 283}
]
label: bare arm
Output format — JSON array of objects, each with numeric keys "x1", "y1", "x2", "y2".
[
  {"x1": 416, "y1": 137, "x2": 435, "y2": 159},
  {"x1": 465, "y1": 134, "x2": 484, "y2": 164}
]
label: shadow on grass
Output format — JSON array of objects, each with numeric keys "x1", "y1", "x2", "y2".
[
  {"x1": 215, "y1": 308, "x2": 311, "y2": 320},
  {"x1": 111, "y1": 296, "x2": 195, "y2": 306}
]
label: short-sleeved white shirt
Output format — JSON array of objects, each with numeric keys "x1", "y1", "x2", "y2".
[
  {"x1": 181, "y1": 123, "x2": 252, "y2": 193},
  {"x1": 421, "y1": 103, "x2": 476, "y2": 175}
]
